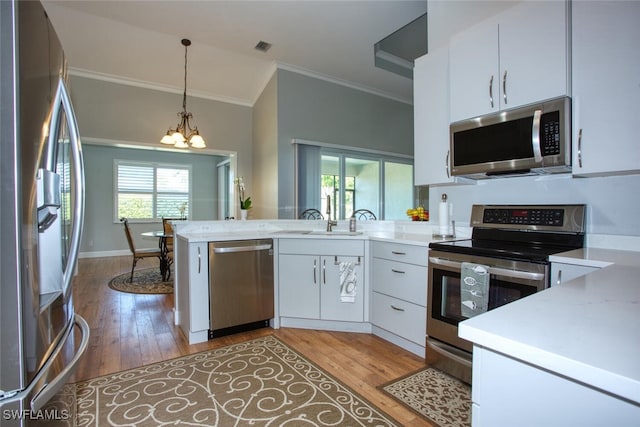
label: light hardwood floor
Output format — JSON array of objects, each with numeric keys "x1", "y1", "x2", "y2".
[{"x1": 71, "y1": 256, "x2": 434, "y2": 426}]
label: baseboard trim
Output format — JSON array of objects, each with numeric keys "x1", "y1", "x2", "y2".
[{"x1": 79, "y1": 249, "x2": 130, "y2": 259}]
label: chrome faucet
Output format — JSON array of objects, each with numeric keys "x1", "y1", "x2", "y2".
[{"x1": 326, "y1": 195, "x2": 338, "y2": 232}]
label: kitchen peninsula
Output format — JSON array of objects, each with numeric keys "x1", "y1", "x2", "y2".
[
  {"x1": 172, "y1": 219, "x2": 452, "y2": 357},
  {"x1": 459, "y1": 248, "x2": 640, "y2": 426}
]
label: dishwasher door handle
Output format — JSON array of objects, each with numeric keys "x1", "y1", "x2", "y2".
[{"x1": 213, "y1": 244, "x2": 272, "y2": 254}]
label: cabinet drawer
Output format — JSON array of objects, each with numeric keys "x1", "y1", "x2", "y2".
[
  {"x1": 279, "y1": 238, "x2": 364, "y2": 256},
  {"x1": 372, "y1": 241, "x2": 427, "y2": 266},
  {"x1": 372, "y1": 258, "x2": 427, "y2": 305},
  {"x1": 372, "y1": 292, "x2": 426, "y2": 345}
]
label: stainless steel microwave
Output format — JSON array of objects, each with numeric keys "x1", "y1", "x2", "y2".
[{"x1": 450, "y1": 96, "x2": 571, "y2": 179}]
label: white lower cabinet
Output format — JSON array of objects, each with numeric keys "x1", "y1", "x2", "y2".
[
  {"x1": 176, "y1": 238, "x2": 209, "y2": 344},
  {"x1": 370, "y1": 241, "x2": 428, "y2": 357},
  {"x1": 278, "y1": 239, "x2": 365, "y2": 326},
  {"x1": 550, "y1": 262, "x2": 600, "y2": 286},
  {"x1": 471, "y1": 346, "x2": 639, "y2": 426}
]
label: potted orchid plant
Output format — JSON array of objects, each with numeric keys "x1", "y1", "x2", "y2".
[{"x1": 235, "y1": 177, "x2": 251, "y2": 219}]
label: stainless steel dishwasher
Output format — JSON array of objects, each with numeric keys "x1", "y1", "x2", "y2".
[{"x1": 208, "y1": 239, "x2": 274, "y2": 337}]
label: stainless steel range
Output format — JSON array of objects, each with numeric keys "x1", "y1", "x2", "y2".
[{"x1": 427, "y1": 204, "x2": 586, "y2": 384}]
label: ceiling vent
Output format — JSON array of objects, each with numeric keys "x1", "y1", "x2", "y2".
[
  {"x1": 374, "y1": 13, "x2": 427, "y2": 79},
  {"x1": 254, "y1": 40, "x2": 272, "y2": 53}
]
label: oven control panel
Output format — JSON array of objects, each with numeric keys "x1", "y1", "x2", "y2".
[
  {"x1": 482, "y1": 208, "x2": 564, "y2": 226},
  {"x1": 470, "y1": 204, "x2": 585, "y2": 233}
]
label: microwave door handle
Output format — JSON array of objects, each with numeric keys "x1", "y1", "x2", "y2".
[
  {"x1": 428, "y1": 257, "x2": 545, "y2": 281},
  {"x1": 445, "y1": 150, "x2": 450, "y2": 178},
  {"x1": 532, "y1": 109, "x2": 543, "y2": 163}
]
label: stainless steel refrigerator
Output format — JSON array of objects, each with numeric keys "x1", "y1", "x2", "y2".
[{"x1": 0, "y1": 1, "x2": 89, "y2": 424}]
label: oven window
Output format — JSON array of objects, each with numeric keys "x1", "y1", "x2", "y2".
[{"x1": 431, "y1": 267, "x2": 538, "y2": 325}]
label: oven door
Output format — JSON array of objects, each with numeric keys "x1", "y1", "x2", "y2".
[{"x1": 427, "y1": 250, "x2": 548, "y2": 353}]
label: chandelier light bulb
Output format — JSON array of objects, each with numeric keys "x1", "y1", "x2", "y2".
[
  {"x1": 189, "y1": 134, "x2": 206, "y2": 148},
  {"x1": 171, "y1": 131, "x2": 186, "y2": 143},
  {"x1": 160, "y1": 133, "x2": 174, "y2": 145},
  {"x1": 174, "y1": 139, "x2": 189, "y2": 149}
]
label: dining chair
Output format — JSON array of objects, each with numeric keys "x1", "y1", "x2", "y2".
[
  {"x1": 162, "y1": 218, "x2": 182, "y2": 279},
  {"x1": 351, "y1": 209, "x2": 377, "y2": 220},
  {"x1": 120, "y1": 218, "x2": 162, "y2": 283},
  {"x1": 299, "y1": 208, "x2": 324, "y2": 220}
]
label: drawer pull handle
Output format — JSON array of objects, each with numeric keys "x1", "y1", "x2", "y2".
[
  {"x1": 390, "y1": 305, "x2": 405, "y2": 312},
  {"x1": 391, "y1": 269, "x2": 405, "y2": 274},
  {"x1": 391, "y1": 251, "x2": 406, "y2": 255}
]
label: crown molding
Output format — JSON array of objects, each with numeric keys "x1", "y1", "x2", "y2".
[
  {"x1": 68, "y1": 67, "x2": 254, "y2": 107},
  {"x1": 69, "y1": 63, "x2": 412, "y2": 108},
  {"x1": 81, "y1": 136, "x2": 237, "y2": 157},
  {"x1": 275, "y1": 62, "x2": 413, "y2": 105}
]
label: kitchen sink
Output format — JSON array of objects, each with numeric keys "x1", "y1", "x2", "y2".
[{"x1": 307, "y1": 230, "x2": 363, "y2": 236}]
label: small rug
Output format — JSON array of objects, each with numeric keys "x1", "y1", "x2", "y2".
[
  {"x1": 380, "y1": 367, "x2": 471, "y2": 427},
  {"x1": 107, "y1": 268, "x2": 173, "y2": 294},
  {"x1": 74, "y1": 335, "x2": 400, "y2": 426}
]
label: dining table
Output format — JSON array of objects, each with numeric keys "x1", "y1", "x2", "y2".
[{"x1": 141, "y1": 230, "x2": 172, "y2": 281}]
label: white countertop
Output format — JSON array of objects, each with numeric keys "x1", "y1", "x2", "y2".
[
  {"x1": 174, "y1": 220, "x2": 467, "y2": 247},
  {"x1": 459, "y1": 249, "x2": 640, "y2": 404}
]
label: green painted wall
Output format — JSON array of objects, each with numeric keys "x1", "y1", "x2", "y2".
[{"x1": 81, "y1": 144, "x2": 223, "y2": 254}]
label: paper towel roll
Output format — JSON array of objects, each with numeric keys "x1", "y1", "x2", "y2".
[{"x1": 438, "y1": 194, "x2": 449, "y2": 235}]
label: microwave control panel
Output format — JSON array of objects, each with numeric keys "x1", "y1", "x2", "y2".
[{"x1": 541, "y1": 111, "x2": 561, "y2": 156}]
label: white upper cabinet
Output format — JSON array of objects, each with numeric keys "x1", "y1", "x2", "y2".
[
  {"x1": 414, "y1": 48, "x2": 455, "y2": 185},
  {"x1": 449, "y1": 1, "x2": 569, "y2": 123},
  {"x1": 571, "y1": 1, "x2": 640, "y2": 176},
  {"x1": 449, "y1": 18, "x2": 499, "y2": 122}
]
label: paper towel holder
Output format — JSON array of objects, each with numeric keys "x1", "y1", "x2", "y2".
[
  {"x1": 432, "y1": 220, "x2": 456, "y2": 240},
  {"x1": 433, "y1": 193, "x2": 455, "y2": 239}
]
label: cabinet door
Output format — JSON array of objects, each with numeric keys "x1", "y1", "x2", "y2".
[
  {"x1": 278, "y1": 254, "x2": 319, "y2": 319},
  {"x1": 449, "y1": 19, "x2": 499, "y2": 122},
  {"x1": 320, "y1": 256, "x2": 364, "y2": 322},
  {"x1": 550, "y1": 263, "x2": 599, "y2": 287},
  {"x1": 414, "y1": 49, "x2": 455, "y2": 185},
  {"x1": 189, "y1": 242, "x2": 209, "y2": 332},
  {"x1": 572, "y1": 1, "x2": 640, "y2": 176},
  {"x1": 499, "y1": 1, "x2": 568, "y2": 110}
]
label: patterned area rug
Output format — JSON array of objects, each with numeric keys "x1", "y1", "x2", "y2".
[
  {"x1": 74, "y1": 335, "x2": 400, "y2": 426},
  {"x1": 381, "y1": 367, "x2": 471, "y2": 427},
  {"x1": 108, "y1": 268, "x2": 173, "y2": 294}
]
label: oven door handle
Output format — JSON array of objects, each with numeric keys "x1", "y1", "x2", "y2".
[{"x1": 428, "y1": 257, "x2": 545, "y2": 281}]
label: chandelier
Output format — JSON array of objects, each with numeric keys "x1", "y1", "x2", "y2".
[{"x1": 160, "y1": 39, "x2": 206, "y2": 148}]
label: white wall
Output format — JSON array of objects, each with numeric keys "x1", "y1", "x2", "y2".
[
  {"x1": 252, "y1": 73, "x2": 279, "y2": 220},
  {"x1": 430, "y1": 174, "x2": 640, "y2": 236}
]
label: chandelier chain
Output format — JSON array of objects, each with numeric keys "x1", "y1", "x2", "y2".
[{"x1": 182, "y1": 41, "x2": 188, "y2": 112}]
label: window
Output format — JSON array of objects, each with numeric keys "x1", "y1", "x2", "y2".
[
  {"x1": 295, "y1": 141, "x2": 413, "y2": 220},
  {"x1": 115, "y1": 160, "x2": 191, "y2": 222},
  {"x1": 321, "y1": 174, "x2": 355, "y2": 220}
]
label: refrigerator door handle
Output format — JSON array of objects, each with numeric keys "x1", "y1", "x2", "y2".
[
  {"x1": 0, "y1": 315, "x2": 90, "y2": 411},
  {"x1": 30, "y1": 315, "x2": 90, "y2": 411},
  {"x1": 46, "y1": 78, "x2": 85, "y2": 297}
]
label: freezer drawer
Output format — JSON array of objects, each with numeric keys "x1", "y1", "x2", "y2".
[{"x1": 208, "y1": 239, "x2": 274, "y2": 332}]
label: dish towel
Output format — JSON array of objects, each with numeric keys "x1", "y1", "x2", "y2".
[
  {"x1": 460, "y1": 262, "x2": 490, "y2": 318},
  {"x1": 339, "y1": 261, "x2": 357, "y2": 303}
]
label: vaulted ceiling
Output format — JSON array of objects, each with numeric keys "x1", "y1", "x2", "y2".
[{"x1": 42, "y1": 1, "x2": 428, "y2": 106}]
